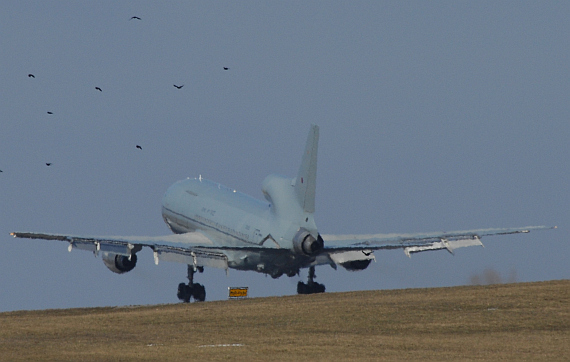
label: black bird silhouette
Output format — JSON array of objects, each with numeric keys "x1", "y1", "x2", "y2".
[
  {"x1": 46, "y1": 163, "x2": 52, "y2": 166},
  {"x1": 223, "y1": 67, "x2": 229, "y2": 70},
  {"x1": 95, "y1": 87, "x2": 102, "y2": 92},
  {"x1": 47, "y1": 111, "x2": 53, "y2": 115},
  {"x1": 28, "y1": 74, "x2": 35, "y2": 78},
  {"x1": 136, "y1": 145, "x2": 142, "y2": 150},
  {"x1": 130, "y1": 16, "x2": 141, "y2": 20},
  {"x1": 173, "y1": 84, "x2": 183, "y2": 89}
]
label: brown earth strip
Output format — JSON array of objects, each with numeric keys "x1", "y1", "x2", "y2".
[{"x1": 1, "y1": 280, "x2": 568, "y2": 361}]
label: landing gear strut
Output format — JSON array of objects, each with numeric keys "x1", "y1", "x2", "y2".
[
  {"x1": 177, "y1": 265, "x2": 206, "y2": 302},
  {"x1": 297, "y1": 266, "x2": 325, "y2": 294}
]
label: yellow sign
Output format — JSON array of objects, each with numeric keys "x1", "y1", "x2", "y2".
[{"x1": 228, "y1": 287, "x2": 248, "y2": 299}]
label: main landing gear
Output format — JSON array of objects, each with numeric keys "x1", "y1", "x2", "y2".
[
  {"x1": 177, "y1": 265, "x2": 206, "y2": 302},
  {"x1": 297, "y1": 266, "x2": 325, "y2": 294}
]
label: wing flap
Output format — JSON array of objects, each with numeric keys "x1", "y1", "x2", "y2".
[
  {"x1": 153, "y1": 246, "x2": 228, "y2": 269},
  {"x1": 70, "y1": 240, "x2": 135, "y2": 256},
  {"x1": 403, "y1": 236, "x2": 483, "y2": 257}
]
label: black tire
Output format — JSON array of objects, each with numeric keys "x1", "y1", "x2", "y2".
[
  {"x1": 193, "y1": 283, "x2": 206, "y2": 302},
  {"x1": 177, "y1": 283, "x2": 191, "y2": 303},
  {"x1": 314, "y1": 282, "x2": 326, "y2": 294}
]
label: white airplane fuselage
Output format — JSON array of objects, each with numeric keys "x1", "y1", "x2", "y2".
[{"x1": 161, "y1": 175, "x2": 322, "y2": 277}]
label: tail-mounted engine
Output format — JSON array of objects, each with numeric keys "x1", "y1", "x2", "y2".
[
  {"x1": 102, "y1": 252, "x2": 138, "y2": 274},
  {"x1": 293, "y1": 228, "x2": 324, "y2": 255}
]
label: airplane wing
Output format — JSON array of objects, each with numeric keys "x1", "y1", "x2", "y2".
[
  {"x1": 321, "y1": 225, "x2": 556, "y2": 257},
  {"x1": 9, "y1": 231, "x2": 275, "y2": 270}
]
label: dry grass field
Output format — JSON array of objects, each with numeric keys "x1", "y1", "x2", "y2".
[{"x1": 1, "y1": 280, "x2": 568, "y2": 361}]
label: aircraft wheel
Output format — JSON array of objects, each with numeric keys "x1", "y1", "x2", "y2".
[
  {"x1": 193, "y1": 283, "x2": 206, "y2": 302},
  {"x1": 177, "y1": 283, "x2": 191, "y2": 303},
  {"x1": 297, "y1": 281, "x2": 325, "y2": 294},
  {"x1": 313, "y1": 282, "x2": 326, "y2": 294}
]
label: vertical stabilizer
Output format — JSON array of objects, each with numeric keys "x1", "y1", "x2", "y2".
[{"x1": 295, "y1": 125, "x2": 319, "y2": 213}]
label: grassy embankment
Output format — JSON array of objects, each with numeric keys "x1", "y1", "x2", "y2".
[{"x1": 1, "y1": 280, "x2": 568, "y2": 361}]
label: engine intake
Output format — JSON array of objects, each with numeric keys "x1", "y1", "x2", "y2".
[
  {"x1": 102, "y1": 253, "x2": 138, "y2": 274},
  {"x1": 293, "y1": 228, "x2": 323, "y2": 255}
]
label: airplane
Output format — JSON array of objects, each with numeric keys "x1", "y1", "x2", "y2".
[{"x1": 10, "y1": 125, "x2": 555, "y2": 302}]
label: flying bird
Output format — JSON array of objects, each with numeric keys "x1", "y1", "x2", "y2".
[
  {"x1": 46, "y1": 163, "x2": 52, "y2": 166},
  {"x1": 130, "y1": 16, "x2": 141, "y2": 20},
  {"x1": 28, "y1": 74, "x2": 35, "y2": 78},
  {"x1": 47, "y1": 111, "x2": 53, "y2": 115},
  {"x1": 95, "y1": 87, "x2": 102, "y2": 92},
  {"x1": 173, "y1": 84, "x2": 183, "y2": 89},
  {"x1": 223, "y1": 67, "x2": 229, "y2": 70},
  {"x1": 136, "y1": 145, "x2": 142, "y2": 150}
]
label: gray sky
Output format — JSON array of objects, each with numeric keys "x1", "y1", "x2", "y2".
[{"x1": 1, "y1": 1, "x2": 567, "y2": 312}]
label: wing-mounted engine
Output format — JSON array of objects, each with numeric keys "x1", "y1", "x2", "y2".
[
  {"x1": 102, "y1": 252, "x2": 138, "y2": 274},
  {"x1": 340, "y1": 259, "x2": 372, "y2": 271},
  {"x1": 293, "y1": 228, "x2": 324, "y2": 255},
  {"x1": 328, "y1": 250, "x2": 375, "y2": 271}
]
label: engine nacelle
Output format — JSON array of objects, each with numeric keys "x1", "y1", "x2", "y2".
[
  {"x1": 293, "y1": 228, "x2": 324, "y2": 255},
  {"x1": 340, "y1": 259, "x2": 372, "y2": 271},
  {"x1": 102, "y1": 252, "x2": 138, "y2": 274}
]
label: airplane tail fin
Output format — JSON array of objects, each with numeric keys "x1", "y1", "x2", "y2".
[{"x1": 294, "y1": 124, "x2": 319, "y2": 213}]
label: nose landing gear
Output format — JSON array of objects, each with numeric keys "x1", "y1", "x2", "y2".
[
  {"x1": 297, "y1": 266, "x2": 325, "y2": 294},
  {"x1": 177, "y1": 265, "x2": 206, "y2": 302}
]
